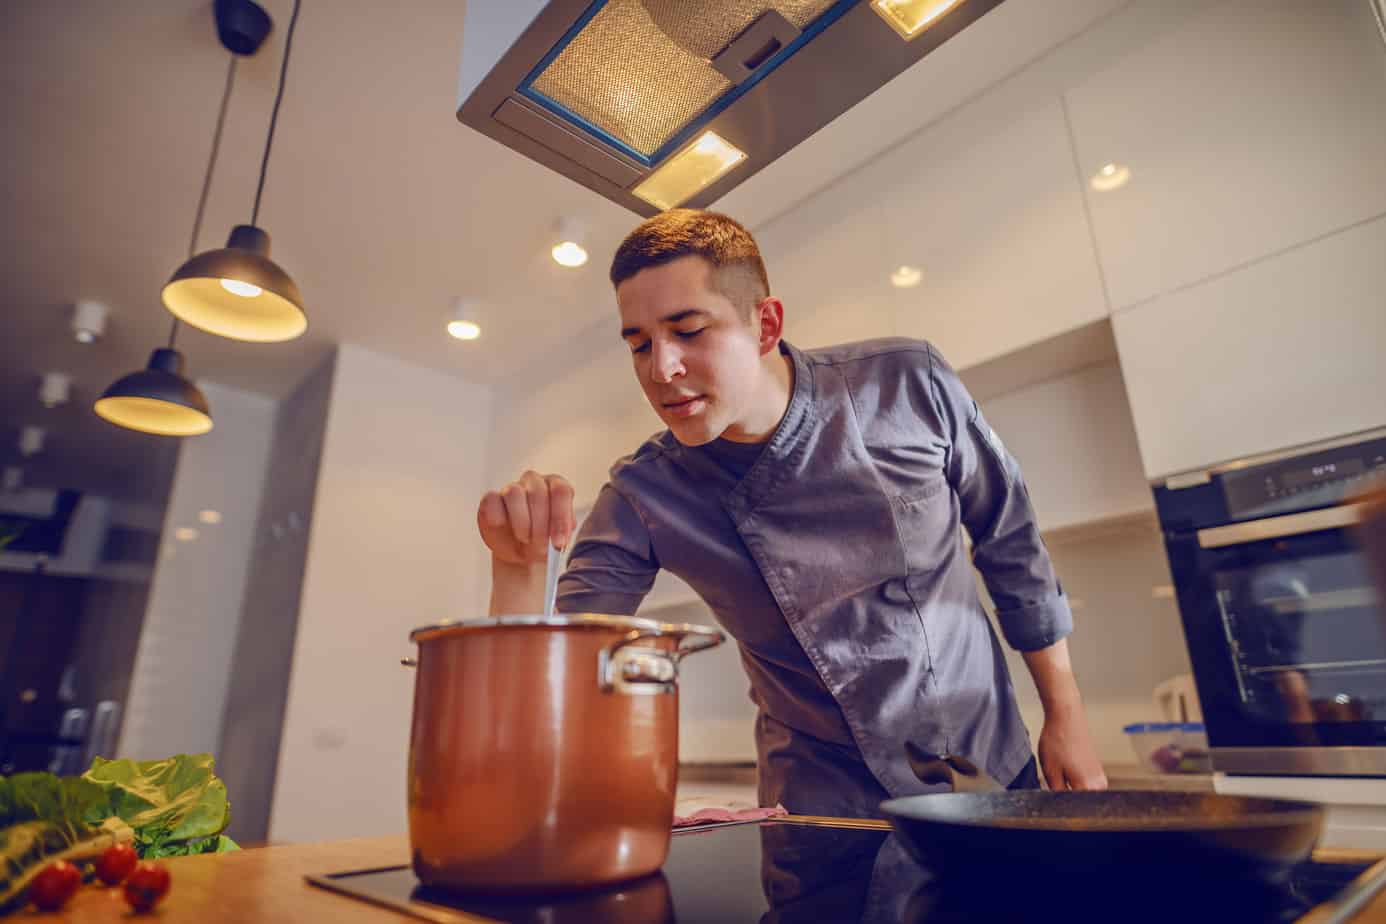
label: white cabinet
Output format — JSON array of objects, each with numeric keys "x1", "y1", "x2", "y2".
[
  {"x1": 980, "y1": 362, "x2": 1154, "y2": 533},
  {"x1": 1065, "y1": 0, "x2": 1386, "y2": 311},
  {"x1": 877, "y1": 94, "x2": 1109, "y2": 369},
  {"x1": 1112, "y1": 215, "x2": 1386, "y2": 478},
  {"x1": 756, "y1": 83, "x2": 1108, "y2": 368}
]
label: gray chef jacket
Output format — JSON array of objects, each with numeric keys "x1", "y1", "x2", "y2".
[{"x1": 555, "y1": 338, "x2": 1072, "y2": 816}]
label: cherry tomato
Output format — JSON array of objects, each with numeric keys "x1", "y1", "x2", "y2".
[
  {"x1": 28, "y1": 860, "x2": 81, "y2": 911},
  {"x1": 95, "y1": 842, "x2": 139, "y2": 885},
  {"x1": 124, "y1": 862, "x2": 171, "y2": 913}
]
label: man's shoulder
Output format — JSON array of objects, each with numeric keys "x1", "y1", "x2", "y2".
[
  {"x1": 607, "y1": 428, "x2": 681, "y2": 486},
  {"x1": 802, "y1": 337, "x2": 937, "y2": 370}
]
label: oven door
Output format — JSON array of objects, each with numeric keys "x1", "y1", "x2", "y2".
[{"x1": 1166, "y1": 504, "x2": 1386, "y2": 775}]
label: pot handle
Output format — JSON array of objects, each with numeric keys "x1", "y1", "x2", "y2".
[
  {"x1": 904, "y1": 740, "x2": 1004, "y2": 793},
  {"x1": 401, "y1": 658, "x2": 417, "y2": 668},
  {"x1": 598, "y1": 625, "x2": 724, "y2": 695}
]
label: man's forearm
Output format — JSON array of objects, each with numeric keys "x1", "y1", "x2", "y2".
[
  {"x1": 489, "y1": 558, "x2": 547, "y2": 615},
  {"x1": 1021, "y1": 638, "x2": 1084, "y2": 715}
]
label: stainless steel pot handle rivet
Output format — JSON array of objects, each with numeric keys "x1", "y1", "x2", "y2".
[{"x1": 598, "y1": 625, "x2": 724, "y2": 695}]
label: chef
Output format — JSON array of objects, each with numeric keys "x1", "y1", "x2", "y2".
[{"x1": 477, "y1": 209, "x2": 1107, "y2": 817}]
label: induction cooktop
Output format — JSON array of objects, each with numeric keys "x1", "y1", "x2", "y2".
[{"x1": 307, "y1": 819, "x2": 1381, "y2": 923}]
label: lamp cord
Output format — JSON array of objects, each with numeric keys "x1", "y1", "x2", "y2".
[
  {"x1": 250, "y1": 0, "x2": 302, "y2": 227},
  {"x1": 170, "y1": 52, "x2": 239, "y2": 351}
]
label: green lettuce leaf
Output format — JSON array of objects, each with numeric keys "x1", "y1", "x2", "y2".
[{"x1": 82, "y1": 753, "x2": 231, "y2": 845}]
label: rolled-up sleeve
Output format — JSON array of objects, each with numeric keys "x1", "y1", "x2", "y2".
[
  {"x1": 555, "y1": 483, "x2": 658, "y2": 616},
  {"x1": 927, "y1": 344, "x2": 1073, "y2": 651}
]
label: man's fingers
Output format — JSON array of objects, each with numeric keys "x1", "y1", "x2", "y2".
[
  {"x1": 521, "y1": 471, "x2": 549, "y2": 553},
  {"x1": 547, "y1": 475, "x2": 576, "y2": 547},
  {"x1": 500, "y1": 482, "x2": 532, "y2": 551},
  {"x1": 477, "y1": 492, "x2": 511, "y2": 548}
]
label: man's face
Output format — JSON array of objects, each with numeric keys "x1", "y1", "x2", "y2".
[{"x1": 617, "y1": 255, "x2": 766, "y2": 446}]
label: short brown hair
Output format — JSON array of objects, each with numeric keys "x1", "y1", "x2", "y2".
[{"x1": 609, "y1": 209, "x2": 770, "y2": 315}]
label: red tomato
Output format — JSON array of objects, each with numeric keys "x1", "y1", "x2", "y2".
[
  {"x1": 28, "y1": 860, "x2": 81, "y2": 911},
  {"x1": 123, "y1": 862, "x2": 171, "y2": 912},
  {"x1": 95, "y1": 843, "x2": 139, "y2": 885}
]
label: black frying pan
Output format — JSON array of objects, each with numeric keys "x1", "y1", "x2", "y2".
[{"x1": 881, "y1": 743, "x2": 1325, "y2": 885}]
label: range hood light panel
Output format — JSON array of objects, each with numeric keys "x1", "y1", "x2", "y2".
[
  {"x1": 870, "y1": 0, "x2": 964, "y2": 39},
  {"x1": 632, "y1": 131, "x2": 748, "y2": 211}
]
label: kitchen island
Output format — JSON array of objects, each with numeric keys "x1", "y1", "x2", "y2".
[{"x1": 40, "y1": 818, "x2": 1386, "y2": 922}]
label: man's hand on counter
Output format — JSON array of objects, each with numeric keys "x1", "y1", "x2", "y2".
[{"x1": 1022, "y1": 639, "x2": 1109, "y2": 791}]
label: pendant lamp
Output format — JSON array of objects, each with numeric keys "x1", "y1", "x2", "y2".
[
  {"x1": 94, "y1": 346, "x2": 213, "y2": 436},
  {"x1": 162, "y1": 0, "x2": 306, "y2": 342},
  {"x1": 93, "y1": 47, "x2": 245, "y2": 437}
]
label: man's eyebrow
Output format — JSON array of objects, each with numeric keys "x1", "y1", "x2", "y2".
[{"x1": 619, "y1": 308, "x2": 708, "y2": 339}]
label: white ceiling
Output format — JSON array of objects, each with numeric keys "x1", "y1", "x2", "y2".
[{"x1": 0, "y1": 0, "x2": 1123, "y2": 501}]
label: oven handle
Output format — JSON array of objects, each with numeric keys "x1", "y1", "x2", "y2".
[{"x1": 1197, "y1": 503, "x2": 1363, "y2": 549}]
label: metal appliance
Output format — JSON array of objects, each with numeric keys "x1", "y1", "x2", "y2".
[
  {"x1": 1154, "y1": 428, "x2": 1386, "y2": 847},
  {"x1": 456, "y1": 0, "x2": 1005, "y2": 215}
]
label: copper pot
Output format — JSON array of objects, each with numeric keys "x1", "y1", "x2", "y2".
[{"x1": 405, "y1": 614, "x2": 724, "y2": 893}]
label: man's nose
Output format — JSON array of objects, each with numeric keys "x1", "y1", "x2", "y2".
[{"x1": 650, "y1": 340, "x2": 684, "y2": 384}]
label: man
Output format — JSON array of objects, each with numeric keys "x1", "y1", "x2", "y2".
[{"x1": 478, "y1": 209, "x2": 1106, "y2": 817}]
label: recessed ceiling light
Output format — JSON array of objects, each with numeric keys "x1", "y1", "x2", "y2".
[
  {"x1": 447, "y1": 320, "x2": 482, "y2": 340},
  {"x1": 174, "y1": 527, "x2": 200, "y2": 542},
  {"x1": 198, "y1": 509, "x2": 223, "y2": 525},
  {"x1": 551, "y1": 241, "x2": 588, "y2": 268},
  {"x1": 1089, "y1": 162, "x2": 1131, "y2": 192},
  {"x1": 890, "y1": 265, "x2": 923, "y2": 288},
  {"x1": 446, "y1": 297, "x2": 482, "y2": 340},
  {"x1": 551, "y1": 218, "x2": 589, "y2": 268}
]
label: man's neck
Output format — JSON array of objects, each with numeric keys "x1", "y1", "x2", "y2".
[{"x1": 721, "y1": 346, "x2": 795, "y2": 444}]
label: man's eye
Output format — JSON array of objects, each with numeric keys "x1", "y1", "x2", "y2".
[
  {"x1": 675, "y1": 328, "x2": 705, "y2": 340},
  {"x1": 631, "y1": 341, "x2": 651, "y2": 354}
]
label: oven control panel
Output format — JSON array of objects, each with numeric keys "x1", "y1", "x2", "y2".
[{"x1": 1223, "y1": 437, "x2": 1386, "y2": 520}]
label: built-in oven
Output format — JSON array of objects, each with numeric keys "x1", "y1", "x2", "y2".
[{"x1": 1155, "y1": 429, "x2": 1386, "y2": 778}]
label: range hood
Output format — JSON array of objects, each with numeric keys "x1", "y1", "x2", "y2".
[{"x1": 457, "y1": 0, "x2": 1005, "y2": 216}]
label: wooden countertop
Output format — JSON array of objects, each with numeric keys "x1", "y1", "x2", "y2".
[{"x1": 37, "y1": 823, "x2": 1386, "y2": 922}]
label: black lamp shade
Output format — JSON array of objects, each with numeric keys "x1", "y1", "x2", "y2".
[
  {"x1": 162, "y1": 225, "x2": 306, "y2": 342},
  {"x1": 94, "y1": 348, "x2": 214, "y2": 436}
]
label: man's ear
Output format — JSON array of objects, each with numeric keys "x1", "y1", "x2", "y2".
[{"x1": 755, "y1": 297, "x2": 785, "y2": 356}]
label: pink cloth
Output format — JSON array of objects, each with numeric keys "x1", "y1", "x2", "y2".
[{"x1": 672, "y1": 805, "x2": 787, "y2": 828}]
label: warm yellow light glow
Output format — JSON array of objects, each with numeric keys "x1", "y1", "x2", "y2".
[
  {"x1": 220, "y1": 278, "x2": 263, "y2": 298},
  {"x1": 94, "y1": 396, "x2": 214, "y2": 436},
  {"x1": 1089, "y1": 162, "x2": 1132, "y2": 192},
  {"x1": 447, "y1": 320, "x2": 482, "y2": 340},
  {"x1": 551, "y1": 241, "x2": 589, "y2": 267},
  {"x1": 890, "y1": 265, "x2": 923, "y2": 288},
  {"x1": 870, "y1": 0, "x2": 964, "y2": 39},
  {"x1": 164, "y1": 278, "x2": 306, "y2": 342},
  {"x1": 633, "y1": 131, "x2": 747, "y2": 211},
  {"x1": 175, "y1": 527, "x2": 200, "y2": 542},
  {"x1": 199, "y1": 509, "x2": 223, "y2": 525}
]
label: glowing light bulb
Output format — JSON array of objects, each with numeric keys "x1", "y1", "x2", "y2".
[{"x1": 220, "y1": 279, "x2": 263, "y2": 297}]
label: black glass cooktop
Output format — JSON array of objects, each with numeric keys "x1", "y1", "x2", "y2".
[{"x1": 307, "y1": 820, "x2": 1374, "y2": 923}]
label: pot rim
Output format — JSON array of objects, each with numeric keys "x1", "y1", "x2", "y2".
[{"x1": 409, "y1": 612, "x2": 723, "y2": 645}]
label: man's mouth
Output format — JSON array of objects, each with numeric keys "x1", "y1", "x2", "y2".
[{"x1": 662, "y1": 395, "x2": 707, "y2": 418}]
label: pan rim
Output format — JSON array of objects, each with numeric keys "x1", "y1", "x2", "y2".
[{"x1": 879, "y1": 792, "x2": 1325, "y2": 832}]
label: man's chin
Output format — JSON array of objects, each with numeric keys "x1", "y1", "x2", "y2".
[{"x1": 666, "y1": 418, "x2": 719, "y2": 447}]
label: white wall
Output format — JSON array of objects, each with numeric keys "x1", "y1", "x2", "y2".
[
  {"x1": 118, "y1": 381, "x2": 275, "y2": 761},
  {"x1": 268, "y1": 344, "x2": 492, "y2": 843}
]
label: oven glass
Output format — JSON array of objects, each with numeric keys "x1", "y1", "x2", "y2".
[{"x1": 1213, "y1": 547, "x2": 1384, "y2": 725}]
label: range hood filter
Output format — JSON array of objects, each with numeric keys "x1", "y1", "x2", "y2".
[{"x1": 458, "y1": 0, "x2": 1005, "y2": 215}]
